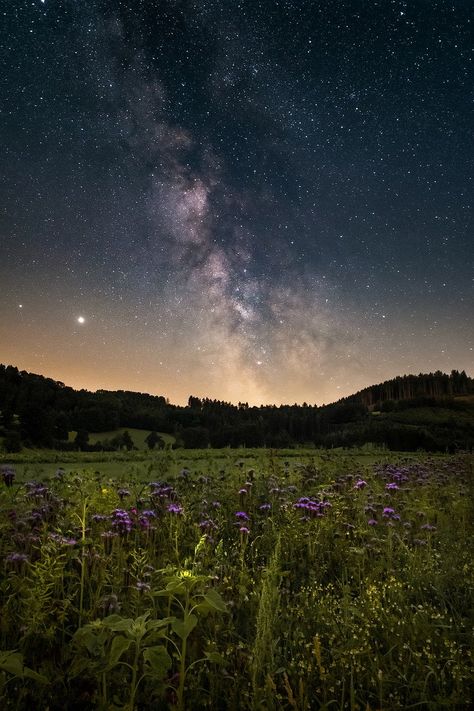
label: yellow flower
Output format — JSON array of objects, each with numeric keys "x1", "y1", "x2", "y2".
[{"x1": 102, "y1": 488, "x2": 108, "y2": 495}]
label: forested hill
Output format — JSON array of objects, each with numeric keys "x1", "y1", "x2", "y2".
[
  {"x1": 0, "y1": 364, "x2": 473, "y2": 452},
  {"x1": 343, "y1": 370, "x2": 474, "y2": 409}
]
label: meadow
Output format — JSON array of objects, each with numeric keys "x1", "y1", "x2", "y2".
[{"x1": 0, "y1": 448, "x2": 473, "y2": 709}]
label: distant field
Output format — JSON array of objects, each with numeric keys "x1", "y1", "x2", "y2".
[
  {"x1": 68, "y1": 427, "x2": 175, "y2": 450},
  {"x1": 0, "y1": 445, "x2": 458, "y2": 484}
]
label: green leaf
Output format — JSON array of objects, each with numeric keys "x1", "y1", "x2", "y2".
[
  {"x1": 0, "y1": 652, "x2": 48, "y2": 684},
  {"x1": 102, "y1": 615, "x2": 134, "y2": 633},
  {"x1": 171, "y1": 614, "x2": 197, "y2": 641},
  {"x1": 0, "y1": 651, "x2": 24, "y2": 677},
  {"x1": 22, "y1": 667, "x2": 49, "y2": 685},
  {"x1": 73, "y1": 627, "x2": 104, "y2": 655},
  {"x1": 107, "y1": 636, "x2": 132, "y2": 669},
  {"x1": 202, "y1": 588, "x2": 227, "y2": 613},
  {"x1": 204, "y1": 651, "x2": 226, "y2": 665},
  {"x1": 145, "y1": 617, "x2": 175, "y2": 632},
  {"x1": 165, "y1": 580, "x2": 186, "y2": 595},
  {"x1": 143, "y1": 646, "x2": 172, "y2": 679}
]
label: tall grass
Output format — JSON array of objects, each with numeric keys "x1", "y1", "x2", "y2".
[{"x1": 0, "y1": 450, "x2": 472, "y2": 709}]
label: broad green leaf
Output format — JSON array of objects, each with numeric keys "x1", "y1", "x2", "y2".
[
  {"x1": 0, "y1": 651, "x2": 24, "y2": 676},
  {"x1": 74, "y1": 627, "x2": 103, "y2": 655},
  {"x1": 107, "y1": 636, "x2": 132, "y2": 669},
  {"x1": 145, "y1": 616, "x2": 175, "y2": 632},
  {"x1": 22, "y1": 667, "x2": 49, "y2": 685},
  {"x1": 143, "y1": 645, "x2": 172, "y2": 679},
  {"x1": 165, "y1": 580, "x2": 186, "y2": 595},
  {"x1": 0, "y1": 652, "x2": 48, "y2": 684},
  {"x1": 204, "y1": 651, "x2": 226, "y2": 665},
  {"x1": 202, "y1": 588, "x2": 227, "y2": 613},
  {"x1": 102, "y1": 615, "x2": 134, "y2": 633},
  {"x1": 171, "y1": 614, "x2": 197, "y2": 640}
]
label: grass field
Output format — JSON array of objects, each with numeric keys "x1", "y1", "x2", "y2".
[
  {"x1": 1, "y1": 448, "x2": 473, "y2": 709},
  {"x1": 68, "y1": 428, "x2": 176, "y2": 450}
]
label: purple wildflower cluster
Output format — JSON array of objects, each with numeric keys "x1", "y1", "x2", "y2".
[
  {"x1": 167, "y1": 503, "x2": 183, "y2": 515},
  {"x1": 235, "y1": 511, "x2": 249, "y2": 521},
  {"x1": 235, "y1": 511, "x2": 250, "y2": 534},
  {"x1": 382, "y1": 507, "x2": 401, "y2": 520},
  {"x1": 150, "y1": 482, "x2": 178, "y2": 508},
  {"x1": 92, "y1": 507, "x2": 160, "y2": 537},
  {"x1": 293, "y1": 496, "x2": 332, "y2": 519}
]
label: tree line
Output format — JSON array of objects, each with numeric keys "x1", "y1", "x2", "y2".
[{"x1": 0, "y1": 364, "x2": 472, "y2": 452}]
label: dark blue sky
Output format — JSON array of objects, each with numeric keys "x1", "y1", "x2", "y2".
[{"x1": 0, "y1": 0, "x2": 472, "y2": 404}]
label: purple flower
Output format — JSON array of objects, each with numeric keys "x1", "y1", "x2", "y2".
[
  {"x1": 368, "y1": 519, "x2": 378, "y2": 526},
  {"x1": 5, "y1": 552, "x2": 29, "y2": 564},
  {"x1": 135, "y1": 581, "x2": 151, "y2": 593},
  {"x1": 259, "y1": 503, "x2": 271, "y2": 511},
  {"x1": 199, "y1": 518, "x2": 217, "y2": 531},
  {"x1": 235, "y1": 511, "x2": 249, "y2": 521},
  {"x1": 421, "y1": 523, "x2": 436, "y2": 531},
  {"x1": 239, "y1": 526, "x2": 250, "y2": 535},
  {"x1": 413, "y1": 538, "x2": 427, "y2": 546},
  {"x1": 167, "y1": 503, "x2": 183, "y2": 515},
  {"x1": 386, "y1": 483, "x2": 399, "y2": 491},
  {"x1": 354, "y1": 480, "x2": 367, "y2": 489},
  {"x1": 49, "y1": 533, "x2": 77, "y2": 545},
  {"x1": 117, "y1": 488, "x2": 131, "y2": 501},
  {"x1": 141, "y1": 510, "x2": 157, "y2": 518},
  {"x1": 238, "y1": 488, "x2": 247, "y2": 495}
]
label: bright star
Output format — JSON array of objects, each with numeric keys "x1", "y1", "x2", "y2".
[{"x1": 77, "y1": 316, "x2": 86, "y2": 324}]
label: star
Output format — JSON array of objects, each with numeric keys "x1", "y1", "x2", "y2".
[{"x1": 77, "y1": 316, "x2": 86, "y2": 324}]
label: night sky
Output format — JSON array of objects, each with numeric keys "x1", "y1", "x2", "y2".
[{"x1": 1, "y1": 1, "x2": 472, "y2": 405}]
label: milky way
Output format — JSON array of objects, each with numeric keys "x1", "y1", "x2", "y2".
[{"x1": 0, "y1": 1, "x2": 472, "y2": 404}]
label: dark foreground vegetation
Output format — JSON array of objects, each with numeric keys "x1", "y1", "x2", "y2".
[
  {"x1": 1, "y1": 365, "x2": 473, "y2": 453},
  {"x1": 0, "y1": 449, "x2": 473, "y2": 709}
]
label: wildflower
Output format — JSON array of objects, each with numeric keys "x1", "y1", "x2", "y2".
[
  {"x1": 239, "y1": 526, "x2": 250, "y2": 535},
  {"x1": 117, "y1": 488, "x2": 131, "y2": 501},
  {"x1": 259, "y1": 503, "x2": 271, "y2": 511},
  {"x1": 5, "y1": 552, "x2": 29, "y2": 564},
  {"x1": 386, "y1": 483, "x2": 399, "y2": 491},
  {"x1": 50, "y1": 533, "x2": 77, "y2": 545},
  {"x1": 111, "y1": 509, "x2": 133, "y2": 534},
  {"x1": 354, "y1": 479, "x2": 367, "y2": 489},
  {"x1": 238, "y1": 488, "x2": 247, "y2": 495},
  {"x1": 135, "y1": 581, "x2": 151, "y2": 593},
  {"x1": 413, "y1": 538, "x2": 427, "y2": 546},
  {"x1": 421, "y1": 523, "x2": 436, "y2": 531},
  {"x1": 141, "y1": 510, "x2": 156, "y2": 518},
  {"x1": 199, "y1": 518, "x2": 217, "y2": 531},
  {"x1": 167, "y1": 503, "x2": 183, "y2": 515},
  {"x1": 235, "y1": 511, "x2": 249, "y2": 521},
  {"x1": 368, "y1": 519, "x2": 378, "y2": 526}
]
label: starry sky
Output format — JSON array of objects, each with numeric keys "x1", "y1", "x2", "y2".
[{"x1": 0, "y1": 0, "x2": 472, "y2": 406}]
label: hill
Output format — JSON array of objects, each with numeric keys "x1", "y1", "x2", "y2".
[{"x1": 0, "y1": 364, "x2": 473, "y2": 452}]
